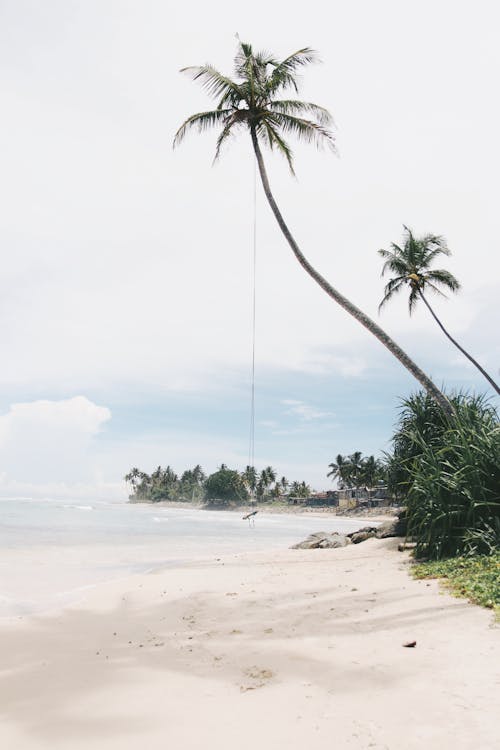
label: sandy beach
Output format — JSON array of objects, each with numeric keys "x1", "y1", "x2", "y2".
[{"x1": 0, "y1": 537, "x2": 498, "y2": 750}]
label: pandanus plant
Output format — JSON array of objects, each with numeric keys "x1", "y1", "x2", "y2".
[{"x1": 174, "y1": 40, "x2": 454, "y2": 417}]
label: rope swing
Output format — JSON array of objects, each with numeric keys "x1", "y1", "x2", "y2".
[{"x1": 248, "y1": 157, "x2": 257, "y2": 474}]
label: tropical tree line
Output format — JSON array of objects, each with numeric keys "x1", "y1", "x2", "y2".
[
  {"x1": 327, "y1": 452, "x2": 386, "y2": 490},
  {"x1": 125, "y1": 464, "x2": 311, "y2": 505}
]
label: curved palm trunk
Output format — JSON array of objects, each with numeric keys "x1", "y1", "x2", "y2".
[
  {"x1": 418, "y1": 290, "x2": 500, "y2": 396},
  {"x1": 250, "y1": 128, "x2": 454, "y2": 417}
]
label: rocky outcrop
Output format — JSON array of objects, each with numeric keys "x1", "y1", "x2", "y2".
[
  {"x1": 291, "y1": 532, "x2": 351, "y2": 550},
  {"x1": 291, "y1": 511, "x2": 408, "y2": 551}
]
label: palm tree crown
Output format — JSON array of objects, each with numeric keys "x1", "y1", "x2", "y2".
[
  {"x1": 379, "y1": 227, "x2": 499, "y2": 395},
  {"x1": 378, "y1": 227, "x2": 460, "y2": 314},
  {"x1": 174, "y1": 40, "x2": 335, "y2": 173}
]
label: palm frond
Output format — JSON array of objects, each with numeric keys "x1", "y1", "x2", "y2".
[
  {"x1": 261, "y1": 120, "x2": 295, "y2": 174},
  {"x1": 379, "y1": 252, "x2": 410, "y2": 278},
  {"x1": 379, "y1": 277, "x2": 406, "y2": 311},
  {"x1": 421, "y1": 245, "x2": 451, "y2": 268},
  {"x1": 268, "y1": 99, "x2": 333, "y2": 126},
  {"x1": 173, "y1": 109, "x2": 233, "y2": 147},
  {"x1": 420, "y1": 232, "x2": 448, "y2": 250},
  {"x1": 266, "y1": 49, "x2": 319, "y2": 96},
  {"x1": 180, "y1": 65, "x2": 242, "y2": 102},
  {"x1": 213, "y1": 119, "x2": 239, "y2": 162},
  {"x1": 426, "y1": 268, "x2": 461, "y2": 293},
  {"x1": 268, "y1": 112, "x2": 336, "y2": 151},
  {"x1": 422, "y1": 280, "x2": 449, "y2": 299},
  {"x1": 408, "y1": 285, "x2": 421, "y2": 315}
]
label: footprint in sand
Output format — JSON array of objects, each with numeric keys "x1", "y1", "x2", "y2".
[{"x1": 240, "y1": 666, "x2": 275, "y2": 692}]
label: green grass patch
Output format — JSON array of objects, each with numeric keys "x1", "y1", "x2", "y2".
[{"x1": 412, "y1": 553, "x2": 500, "y2": 615}]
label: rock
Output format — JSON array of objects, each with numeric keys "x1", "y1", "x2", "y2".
[
  {"x1": 318, "y1": 533, "x2": 351, "y2": 548},
  {"x1": 350, "y1": 530, "x2": 377, "y2": 544},
  {"x1": 375, "y1": 516, "x2": 407, "y2": 538},
  {"x1": 291, "y1": 532, "x2": 351, "y2": 549},
  {"x1": 348, "y1": 525, "x2": 378, "y2": 537}
]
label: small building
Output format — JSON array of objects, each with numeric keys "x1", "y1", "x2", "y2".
[{"x1": 337, "y1": 486, "x2": 389, "y2": 508}]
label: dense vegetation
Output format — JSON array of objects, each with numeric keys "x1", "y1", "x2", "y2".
[
  {"x1": 125, "y1": 464, "x2": 311, "y2": 506},
  {"x1": 385, "y1": 391, "x2": 500, "y2": 559}
]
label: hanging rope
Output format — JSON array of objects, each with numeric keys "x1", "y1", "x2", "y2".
[{"x1": 248, "y1": 157, "x2": 257, "y2": 471}]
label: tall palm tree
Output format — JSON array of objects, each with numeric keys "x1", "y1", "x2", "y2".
[
  {"x1": 379, "y1": 227, "x2": 499, "y2": 395},
  {"x1": 174, "y1": 40, "x2": 453, "y2": 417}
]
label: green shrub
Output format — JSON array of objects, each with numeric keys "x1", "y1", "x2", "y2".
[{"x1": 390, "y1": 391, "x2": 500, "y2": 559}]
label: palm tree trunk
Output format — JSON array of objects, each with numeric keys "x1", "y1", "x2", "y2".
[
  {"x1": 250, "y1": 128, "x2": 454, "y2": 418},
  {"x1": 418, "y1": 290, "x2": 500, "y2": 396}
]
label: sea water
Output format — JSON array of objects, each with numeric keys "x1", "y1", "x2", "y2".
[{"x1": 0, "y1": 498, "x2": 369, "y2": 617}]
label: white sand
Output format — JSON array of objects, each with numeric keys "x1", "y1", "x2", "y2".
[{"x1": 0, "y1": 538, "x2": 498, "y2": 749}]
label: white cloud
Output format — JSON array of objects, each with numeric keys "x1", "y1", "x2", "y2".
[
  {"x1": 0, "y1": 397, "x2": 111, "y2": 488},
  {"x1": 282, "y1": 399, "x2": 334, "y2": 421}
]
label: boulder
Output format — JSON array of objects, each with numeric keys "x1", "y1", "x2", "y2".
[
  {"x1": 350, "y1": 530, "x2": 377, "y2": 544},
  {"x1": 291, "y1": 532, "x2": 351, "y2": 550},
  {"x1": 318, "y1": 533, "x2": 351, "y2": 549},
  {"x1": 375, "y1": 515, "x2": 407, "y2": 538}
]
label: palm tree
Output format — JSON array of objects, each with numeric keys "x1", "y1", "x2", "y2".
[
  {"x1": 360, "y1": 455, "x2": 382, "y2": 488},
  {"x1": 348, "y1": 451, "x2": 364, "y2": 490},
  {"x1": 174, "y1": 40, "x2": 453, "y2": 417},
  {"x1": 242, "y1": 465, "x2": 258, "y2": 494},
  {"x1": 124, "y1": 467, "x2": 141, "y2": 489},
  {"x1": 379, "y1": 227, "x2": 499, "y2": 395},
  {"x1": 327, "y1": 454, "x2": 350, "y2": 488},
  {"x1": 256, "y1": 465, "x2": 277, "y2": 500}
]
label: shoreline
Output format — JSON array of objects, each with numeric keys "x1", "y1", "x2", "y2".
[
  {"x1": 1, "y1": 538, "x2": 497, "y2": 749},
  {"x1": 137, "y1": 499, "x2": 399, "y2": 523}
]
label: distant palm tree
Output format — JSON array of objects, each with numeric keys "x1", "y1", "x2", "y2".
[
  {"x1": 124, "y1": 467, "x2": 141, "y2": 489},
  {"x1": 242, "y1": 465, "x2": 258, "y2": 493},
  {"x1": 348, "y1": 451, "x2": 364, "y2": 490},
  {"x1": 327, "y1": 454, "x2": 350, "y2": 488},
  {"x1": 261, "y1": 466, "x2": 277, "y2": 486},
  {"x1": 289, "y1": 480, "x2": 311, "y2": 498},
  {"x1": 360, "y1": 455, "x2": 382, "y2": 488},
  {"x1": 256, "y1": 466, "x2": 277, "y2": 500},
  {"x1": 174, "y1": 39, "x2": 453, "y2": 417},
  {"x1": 379, "y1": 227, "x2": 499, "y2": 395}
]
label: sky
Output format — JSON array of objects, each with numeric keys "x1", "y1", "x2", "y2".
[{"x1": 0, "y1": 0, "x2": 499, "y2": 499}]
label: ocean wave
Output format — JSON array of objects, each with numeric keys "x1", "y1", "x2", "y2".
[{"x1": 61, "y1": 504, "x2": 94, "y2": 511}]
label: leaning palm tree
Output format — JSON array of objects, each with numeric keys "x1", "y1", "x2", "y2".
[
  {"x1": 174, "y1": 40, "x2": 453, "y2": 417},
  {"x1": 379, "y1": 227, "x2": 499, "y2": 395}
]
